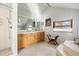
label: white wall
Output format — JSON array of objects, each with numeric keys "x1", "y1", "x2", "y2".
[
  {"x1": 0, "y1": 4, "x2": 11, "y2": 50},
  {"x1": 41, "y1": 7, "x2": 79, "y2": 44}
]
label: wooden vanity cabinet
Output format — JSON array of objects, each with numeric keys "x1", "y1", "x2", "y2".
[
  {"x1": 18, "y1": 32, "x2": 45, "y2": 48},
  {"x1": 40, "y1": 32, "x2": 44, "y2": 41},
  {"x1": 18, "y1": 34, "x2": 26, "y2": 48}
]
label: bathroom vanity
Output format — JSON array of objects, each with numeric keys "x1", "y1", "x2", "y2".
[{"x1": 18, "y1": 31, "x2": 45, "y2": 48}]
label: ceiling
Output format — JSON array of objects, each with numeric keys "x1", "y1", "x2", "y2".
[
  {"x1": 1, "y1": 3, "x2": 79, "y2": 10},
  {"x1": 18, "y1": 3, "x2": 79, "y2": 17},
  {"x1": 49, "y1": 3, "x2": 79, "y2": 10},
  {"x1": 37, "y1": 3, "x2": 79, "y2": 12},
  {"x1": 18, "y1": 3, "x2": 79, "y2": 12},
  {"x1": 0, "y1": 3, "x2": 12, "y2": 8}
]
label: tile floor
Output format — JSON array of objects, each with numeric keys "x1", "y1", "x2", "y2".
[{"x1": 18, "y1": 41, "x2": 57, "y2": 56}]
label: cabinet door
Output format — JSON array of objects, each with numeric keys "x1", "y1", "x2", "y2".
[
  {"x1": 34, "y1": 32, "x2": 38, "y2": 42},
  {"x1": 18, "y1": 39, "x2": 24, "y2": 48},
  {"x1": 18, "y1": 34, "x2": 24, "y2": 48},
  {"x1": 40, "y1": 32, "x2": 44, "y2": 40},
  {"x1": 18, "y1": 34, "x2": 23, "y2": 40},
  {"x1": 27, "y1": 33, "x2": 35, "y2": 45},
  {"x1": 22, "y1": 34, "x2": 29, "y2": 47},
  {"x1": 31, "y1": 33, "x2": 37, "y2": 44},
  {"x1": 18, "y1": 34, "x2": 29, "y2": 48},
  {"x1": 37, "y1": 32, "x2": 41, "y2": 41}
]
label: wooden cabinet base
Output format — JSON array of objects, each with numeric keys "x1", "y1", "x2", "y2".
[{"x1": 18, "y1": 32, "x2": 44, "y2": 48}]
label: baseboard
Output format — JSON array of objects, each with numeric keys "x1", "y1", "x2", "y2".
[
  {"x1": 0, "y1": 47, "x2": 12, "y2": 56},
  {"x1": 0, "y1": 47, "x2": 11, "y2": 52}
]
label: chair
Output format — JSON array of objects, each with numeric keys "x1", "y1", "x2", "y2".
[{"x1": 47, "y1": 34, "x2": 59, "y2": 45}]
